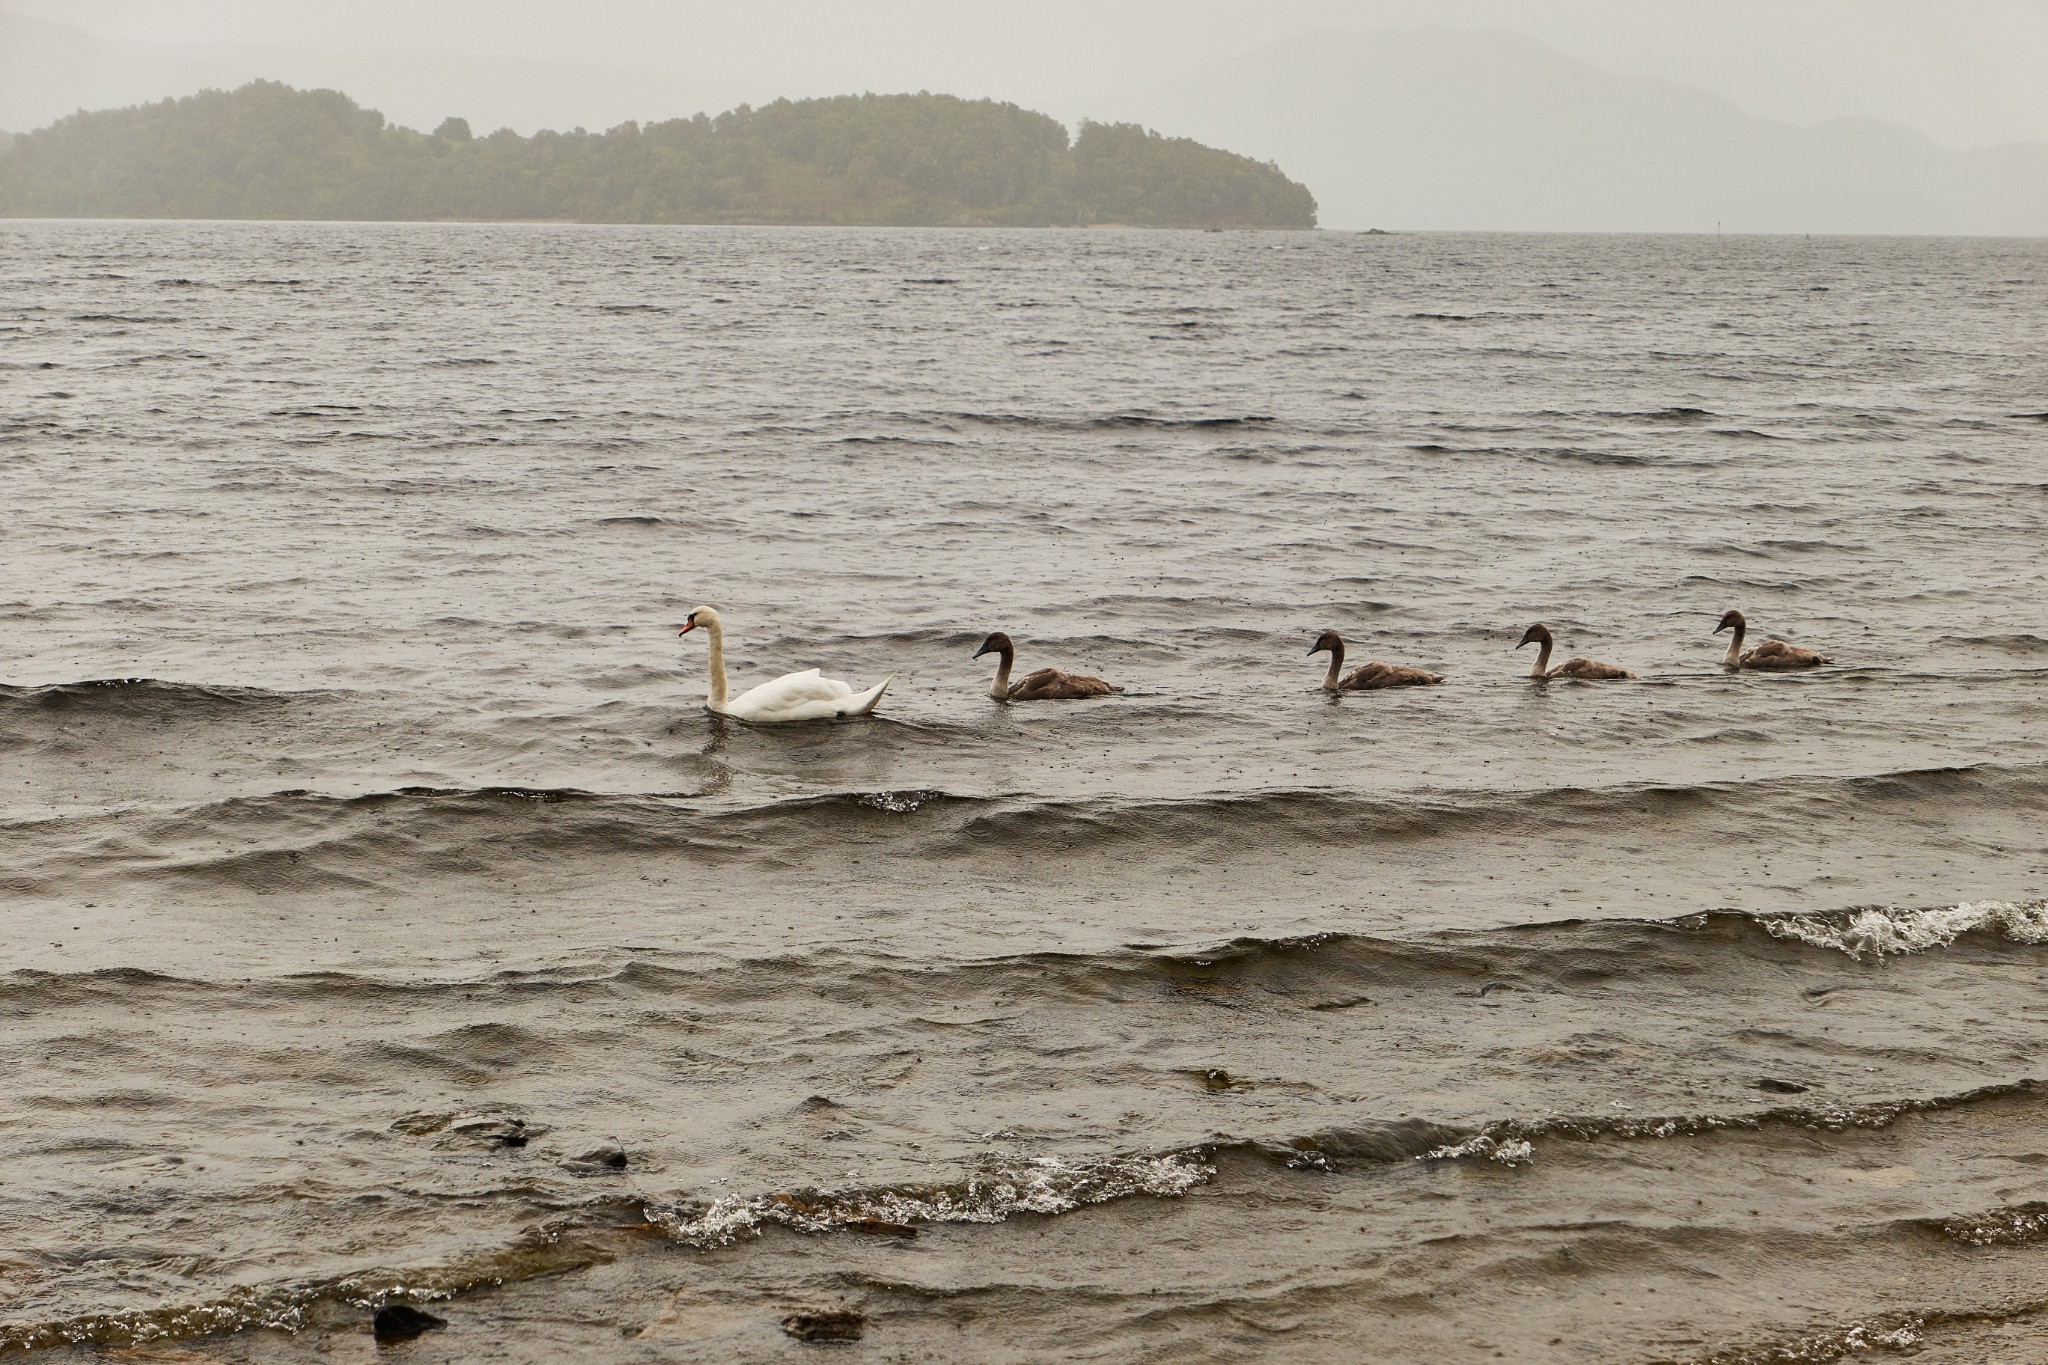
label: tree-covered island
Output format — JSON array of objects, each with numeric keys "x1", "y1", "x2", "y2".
[{"x1": 0, "y1": 82, "x2": 1317, "y2": 228}]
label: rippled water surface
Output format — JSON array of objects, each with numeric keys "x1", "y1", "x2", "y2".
[{"x1": 3, "y1": 221, "x2": 2047, "y2": 1361}]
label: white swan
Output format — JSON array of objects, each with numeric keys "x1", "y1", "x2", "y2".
[{"x1": 678, "y1": 605, "x2": 892, "y2": 723}]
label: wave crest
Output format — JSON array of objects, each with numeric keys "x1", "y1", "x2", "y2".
[
  {"x1": 1937, "y1": 1202, "x2": 2048, "y2": 1248},
  {"x1": 1420, "y1": 1134, "x2": 1535, "y2": 1166},
  {"x1": 1762, "y1": 899, "x2": 2048, "y2": 960},
  {"x1": 1683, "y1": 1316, "x2": 1925, "y2": 1365},
  {"x1": 646, "y1": 1151, "x2": 1211, "y2": 1248}
]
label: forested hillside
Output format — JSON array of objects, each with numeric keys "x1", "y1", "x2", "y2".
[{"x1": 0, "y1": 82, "x2": 1316, "y2": 228}]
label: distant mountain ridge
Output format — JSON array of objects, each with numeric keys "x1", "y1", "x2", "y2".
[
  {"x1": 1093, "y1": 27, "x2": 2048, "y2": 234},
  {"x1": 0, "y1": 82, "x2": 1317, "y2": 228}
]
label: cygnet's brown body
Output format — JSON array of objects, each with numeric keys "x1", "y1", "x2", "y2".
[
  {"x1": 1308, "y1": 631, "x2": 1445, "y2": 691},
  {"x1": 1715, "y1": 610, "x2": 1830, "y2": 670},
  {"x1": 1516, "y1": 624, "x2": 1636, "y2": 680},
  {"x1": 974, "y1": 632, "x2": 1122, "y2": 700}
]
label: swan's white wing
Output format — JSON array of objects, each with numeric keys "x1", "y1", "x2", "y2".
[
  {"x1": 718, "y1": 669, "x2": 887, "y2": 723},
  {"x1": 723, "y1": 668, "x2": 841, "y2": 713}
]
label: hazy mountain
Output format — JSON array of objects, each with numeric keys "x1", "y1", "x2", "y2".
[
  {"x1": 0, "y1": 9, "x2": 762, "y2": 138},
  {"x1": 1079, "y1": 27, "x2": 2048, "y2": 234}
]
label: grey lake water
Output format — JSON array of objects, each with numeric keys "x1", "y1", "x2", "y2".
[{"x1": 2, "y1": 220, "x2": 2046, "y2": 1362}]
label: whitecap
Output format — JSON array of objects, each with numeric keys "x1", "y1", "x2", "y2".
[
  {"x1": 646, "y1": 1151, "x2": 1213, "y2": 1248},
  {"x1": 1419, "y1": 1134, "x2": 1535, "y2": 1166},
  {"x1": 1761, "y1": 899, "x2": 2048, "y2": 960}
]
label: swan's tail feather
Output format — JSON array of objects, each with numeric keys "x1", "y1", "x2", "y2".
[{"x1": 846, "y1": 675, "x2": 894, "y2": 716}]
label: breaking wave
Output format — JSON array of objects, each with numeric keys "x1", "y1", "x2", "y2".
[
  {"x1": 1762, "y1": 899, "x2": 2048, "y2": 959},
  {"x1": 647, "y1": 1151, "x2": 1211, "y2": 1248},
  {"x1": 1935, "y1": 1202, "x2": 2048, "y2": 1248}
]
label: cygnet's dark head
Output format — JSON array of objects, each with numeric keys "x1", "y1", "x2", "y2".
[
  {"x1": 1308, "y1": 630, "x2": 1344, "y2": 656},
  {"x1": 973, "y1": 631, "x2": 1013, "y2": 659},
  {"x1": 1714, "y1": 610, "x2": 1746, "y2": 635},
  {"x1": 1516, "y1": 623, "x2": 1551, "y2": 649}
]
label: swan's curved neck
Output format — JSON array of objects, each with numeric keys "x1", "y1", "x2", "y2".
[
  {"x1": 701, "y1": 616, "x2": 729, "y2": 709},
  {"x1": 1530, "y1": 637, "x2": 1552, "y2": 678},
  {"x1": 1321, "y1": 639, "x2": 1344, "y2": 691},
  {"x1": 989, "y1": 642, "x2": 1014, "y2": 699},
  {"x1": 1722, "y1": 619, "x2": 1745, "y2": 665}
]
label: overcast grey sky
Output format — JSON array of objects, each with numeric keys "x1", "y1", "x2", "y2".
[{"x1": 7, "y1": 0, "x2": 2047, "y2": 148}]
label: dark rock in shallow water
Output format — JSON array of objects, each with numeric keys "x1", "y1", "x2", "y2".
[
  {"x1": 781, "y1": 1307, "x2": 867, "y2": 1343},
  {"x1": 372, "y1": 1304, "x2": 447, "y2": 1341},
  {"x1": 562, "y1": 1142, "x2": 629, "y2": 1175},
  {"x1": 1757, "y1": 1077, "x2": 1811, "y2": 1094}
]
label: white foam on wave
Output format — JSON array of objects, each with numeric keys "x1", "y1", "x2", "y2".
[
  {"x1": 647, "y1": 1151, "x2": 1213, "y2": 1248},
  {"x1": 1942, "y1": 1203, "x2": 2048, "y2": 1248},
  {"x1": 856, "y1": 789, "x2": 944, "y2": 814},
  {"x1": 1761, "y1": 899, "x2": 2048, "y2": 961},
  {"x1": 1698, "y1": 1315, "x2": 1924, "y2": 1365},
  {"x1": 1419, "y1": 1134, "x2": 1535, "y2": 1166}
]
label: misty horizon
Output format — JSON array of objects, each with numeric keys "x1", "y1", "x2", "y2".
[{"x1": 5, "y1": 1, "x2": 2047, "y2": 145}]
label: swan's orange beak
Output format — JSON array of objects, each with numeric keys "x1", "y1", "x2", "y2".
[{"x1": 678, "y1": 620, "x2": 697, "y2": 637}]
